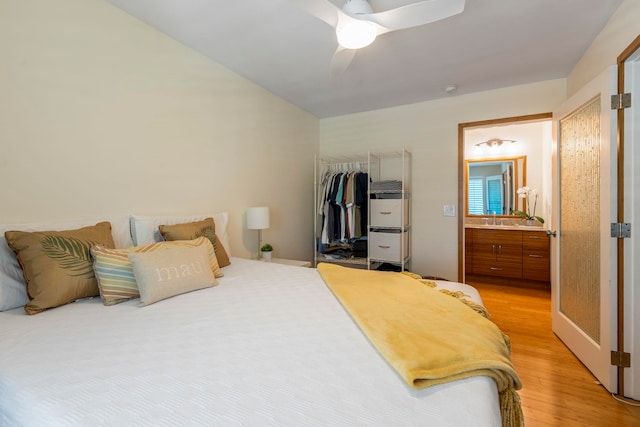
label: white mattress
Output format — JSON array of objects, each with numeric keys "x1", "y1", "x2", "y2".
[{"x1": 0, "y1": 258, "x2": 501, "y2": 427}]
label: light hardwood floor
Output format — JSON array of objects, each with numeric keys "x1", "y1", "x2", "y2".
[{"x1": 465, "y1": 278, "x2": 640, "y2": 427}]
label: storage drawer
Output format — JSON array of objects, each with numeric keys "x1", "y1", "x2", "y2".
[
  {"x1": 472, "y1": 257, "x2": 522, "y2": 279},
  {"x1": 523, "y1": 249, "x2": 550, "y2": 281},
  {"x1": 522, "y1": 231, "x2": 549, "y2": 250},
  {"x1": 370, "y1": 199, "x2": 409, "y2": 228},
  {"x1": 369, "y1": 231, "x2": 409, "y2": 262}
]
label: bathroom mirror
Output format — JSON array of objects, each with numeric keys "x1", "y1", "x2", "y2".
[{"x1": 464, "y1": 156, "x2": 526, "y2": 216}]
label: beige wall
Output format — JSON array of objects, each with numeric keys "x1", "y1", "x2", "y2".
[
  {"x1": 319, "y1": 80, "x2": 566, "y2": 279},
  {"x1": 567, "y1": 0, "x2": 640, "y2": 96},
  {"x1": 0, "y1": 0, "x2": 318, "y2": 261}
]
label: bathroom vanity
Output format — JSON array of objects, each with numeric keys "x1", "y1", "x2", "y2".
[{"x1": 465, "y1": 224, "x2": 550, "y2": 283}]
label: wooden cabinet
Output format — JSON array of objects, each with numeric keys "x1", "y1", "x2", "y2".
[
  {"x1": 465, "y1": 231, "x2": 474, "y2": 274},
  {"x1": 466, "y1": 228, "x2": 550, "y2": 282},
  {"x1": 471, "y1": 229, "x2": 523, "y2": 279}
]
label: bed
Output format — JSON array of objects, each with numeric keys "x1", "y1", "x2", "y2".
[{"x1": 0, "y1": 215, "x2": 515, "y2": 427}]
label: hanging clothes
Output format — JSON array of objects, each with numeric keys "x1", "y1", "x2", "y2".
[{"x1": 317, "y1": 166, "x2": 368, "y2": 247}]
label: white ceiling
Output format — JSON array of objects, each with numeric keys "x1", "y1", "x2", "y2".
[{"x1": 104, "y1": 0, "x2": 622, "y2": 118}]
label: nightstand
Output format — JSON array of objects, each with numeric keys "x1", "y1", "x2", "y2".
[{"x1": 269, "y1": 258, "x2": 312, "y2": 268}]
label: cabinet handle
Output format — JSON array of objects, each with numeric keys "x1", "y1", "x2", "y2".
[
  {"x1": 379, "y1": 211, "x2": 392, "y2": 215},
  {"x1": 378, "y1": 245, "x2": 391, "y2": 249},
  {"x1": 528, "y1": 254, "x2": 543, "y2": 258},
  {"x1": 528, "y1": 236, "x2": 542, "y2": 239},
  {"x1": 489, "y1": 267, "x2": 504, "y2": 271}
]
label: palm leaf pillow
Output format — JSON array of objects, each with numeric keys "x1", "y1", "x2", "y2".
[{"x1": 5, "y1": 222, "x2": 115, "y2": 314}]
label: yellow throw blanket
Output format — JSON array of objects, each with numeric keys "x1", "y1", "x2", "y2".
[{"x1": 317, "y1": 263, "x2": 524, "y2": 427}]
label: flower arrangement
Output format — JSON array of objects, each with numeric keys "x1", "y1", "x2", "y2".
[{"x1": 512, "y1": 187, "x2": 544, "y2": 224}]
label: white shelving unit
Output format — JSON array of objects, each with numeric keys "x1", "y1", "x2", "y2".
[{"x1": 368, "y1": 149, "x2": 411, "y2": 271}]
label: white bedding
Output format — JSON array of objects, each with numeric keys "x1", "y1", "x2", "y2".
[{"x1": 0, "y1": 258, "x2": 501, "y2": 427}]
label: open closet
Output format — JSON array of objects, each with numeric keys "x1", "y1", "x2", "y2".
[{"x1": 314, "y1": 149, "x2": 412, "y2": 271}]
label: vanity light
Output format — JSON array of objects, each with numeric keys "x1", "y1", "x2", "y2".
[{"x1": 475, "y1": 138, "x2": 516, "y2": 148}]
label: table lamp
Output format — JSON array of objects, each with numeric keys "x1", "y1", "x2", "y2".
[{"x1": 247, "y1": 207, "x2": 270, "y2": 259}]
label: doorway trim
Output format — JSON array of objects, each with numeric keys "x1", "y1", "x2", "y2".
[
  {"x1": 457, "y1": 112, "x2": 552, "y2": 282},
  {"x1": 615, "y1": 33, "x2": 640, "y2": 398}
]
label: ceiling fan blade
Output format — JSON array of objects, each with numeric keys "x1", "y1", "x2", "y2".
[
  {"x1": 293, "y1": 0, "x2": 342, "y2": 28},
  {"x1": 364, "y1": 0, "x2": 465, "y2": 31},
  {"x1": 330, "y1": 46, "x2": 357, "y2": 75}
]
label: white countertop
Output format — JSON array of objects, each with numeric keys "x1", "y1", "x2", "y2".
[{"x1": 464, "y1": 223, "x2": 545, "y2": 231}]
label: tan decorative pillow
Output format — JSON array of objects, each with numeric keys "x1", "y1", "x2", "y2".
[
  {"x1": 128, "y1": 243, "x2": 216, "y2": 306},
  {"x1": 4, "y1": 222, "x2": 115, "y2": 314},
  {"x1": 91, "y1": 236, "x2": 221, "y2": 306},
  {"x1": 159, "y1": 218, "x2": 231, "y2": 267}
]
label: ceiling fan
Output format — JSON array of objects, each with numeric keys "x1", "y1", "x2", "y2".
[{"x1": 296, "y1": 0, "x2": 466, "y2": 74}]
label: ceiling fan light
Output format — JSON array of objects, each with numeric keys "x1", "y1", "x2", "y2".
[{"x1": 337, "y1": 20, "x2": 377, "y2": 49}]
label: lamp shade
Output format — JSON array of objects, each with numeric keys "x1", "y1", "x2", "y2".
[{"x1": 247, "y1": 207, "x2": 270, "y2": 230}]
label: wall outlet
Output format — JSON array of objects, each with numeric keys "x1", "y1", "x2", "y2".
[{"x1": 443, "y1": 205, "x2": 456, "y2": 217}]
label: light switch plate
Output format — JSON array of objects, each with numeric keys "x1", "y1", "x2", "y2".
[{"x1": 443, "y1": 205, "x2": 456, "y2": 217}]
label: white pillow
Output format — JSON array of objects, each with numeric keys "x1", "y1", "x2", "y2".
[
  {"x1": 0, "y1": 216, "x2": 132, "y2": 311},
  {"x1": 129, "y1": 212, "x2": 231, "y2": 256}
]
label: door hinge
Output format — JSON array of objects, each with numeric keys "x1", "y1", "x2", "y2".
[
  {"x1": 611, "y1": 93, "x2": 631, "y2": 110},
  {"x1": 611, "y1": 351, "x2": 631, "y2": 368},
  {"x1": 611, "y1": 223, "x2": 631, "y2": 238}
]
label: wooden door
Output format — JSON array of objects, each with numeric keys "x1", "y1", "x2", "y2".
[{"x1": 551, "y1": 66, "x2": 617, "y2": 392}]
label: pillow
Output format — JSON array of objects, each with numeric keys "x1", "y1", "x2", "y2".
[
  {"x1": 128, "y1": 243, "x2": 216, "y2": 306},
  {"x1": 130, "y1": 212, "x2": 230, "y2": 255},
  {"x1": 4, "y1": 222, "x2": 115, "y2": 315},
  {"x1": 159, "y1": 218, "x2": 231, "y2": 267},
  {"x1": 0, "y1": 216, "x2": 131, "y2": 312},
  {"x1": 91, "y1": 236, "x2": 221, "y2": 306}
]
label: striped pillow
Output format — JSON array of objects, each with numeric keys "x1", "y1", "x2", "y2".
[{"x1": 91, "y1": 237, "x2": 221, "y2": 306}]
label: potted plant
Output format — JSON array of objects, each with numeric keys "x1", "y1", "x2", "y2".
[
  {"x1": 512, "y1": 186, "x2": 544, "y2": 225},
  {"x1": 260, "y1": 243, "x2": 273, "y2": 261}
]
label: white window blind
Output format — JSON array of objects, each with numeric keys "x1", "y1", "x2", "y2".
[{"x1": 468, "y1": 177, "x2": 484, "y2": 214}]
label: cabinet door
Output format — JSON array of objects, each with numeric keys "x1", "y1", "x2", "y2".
[{"x1": 472, "y1": 229, "x2": 522, "y2": 279}]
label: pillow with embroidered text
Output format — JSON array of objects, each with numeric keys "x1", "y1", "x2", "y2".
[
  {"x1": 128, "y1": 243, "x2": 216, "y2": 306},
  {"x1": 91, "y1": 236, "x2": 220, "y2": 306}
]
